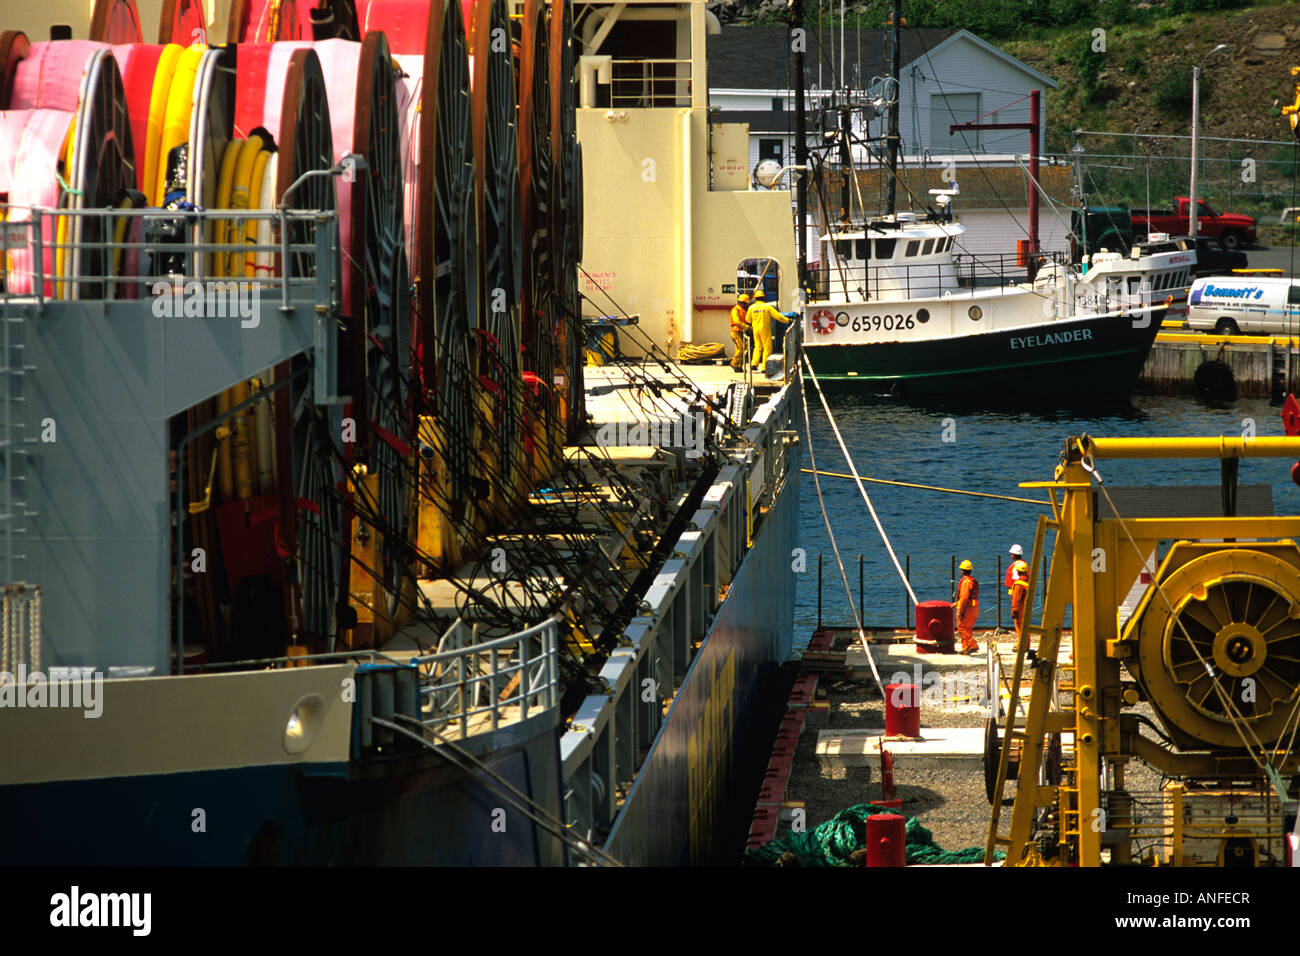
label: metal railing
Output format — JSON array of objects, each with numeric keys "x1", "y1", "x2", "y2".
[
  {"x1": 812, "y1": 550, "x2": 1051, "y2": 632},
  {"x1": 608, "y1": 58, "x2": 691, "y2": 108},
  {"x1": 412, "y1": 617, "x2": 560, "y2": 738},
  {"x1": 810, "y1": 251, "x2": 1066, "y2": 302},
  {"x1": 0, "y1": 205, "x2": 337, "y2": 314}
]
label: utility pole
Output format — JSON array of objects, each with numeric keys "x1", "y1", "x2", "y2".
[
  {"x1": 1190, "y1": 44, "x2": 1228, "y2": 238},
  {"x1": 884, "y1": 0, "x2": 901, "y2": 215},
  {"x1": 792, "y1": 0, "x2": 809, "y2": 289}
]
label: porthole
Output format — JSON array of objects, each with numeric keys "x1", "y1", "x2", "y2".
[
  {"x1": 969, "y1": 306, "x2": 983, "y2": 321},
  {"x1": 917, "y1": 308, "x2": 930, "y2": 324}
]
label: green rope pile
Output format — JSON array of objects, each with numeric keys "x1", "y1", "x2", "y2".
[{"x1": 744, "y1": 803, "x2": 1005, "y2": 867}]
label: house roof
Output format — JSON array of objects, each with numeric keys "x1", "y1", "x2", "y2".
[
  {"x1": 708, "y1": 25, "x2": 955, "y2": 91},
  {"x1": 707, "y1": 26, "x2": 1057, "y2": 92}
]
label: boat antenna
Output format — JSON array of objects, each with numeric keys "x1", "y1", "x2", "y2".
[
  {"x1": 884, "y1": 0, "x2": 901, "y2": 215},
  {"x1": 792, "y1": 0, "x2": 810, "y2": 289}
]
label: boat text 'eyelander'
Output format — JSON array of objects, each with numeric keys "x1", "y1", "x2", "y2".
[{"x1": 1010, "y1": 328, "x2": 1095, "y2": 350}]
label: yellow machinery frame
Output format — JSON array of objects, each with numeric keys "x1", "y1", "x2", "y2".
[{"x1": 986, "y1": 435, "x2": 1300, "y2": 866}]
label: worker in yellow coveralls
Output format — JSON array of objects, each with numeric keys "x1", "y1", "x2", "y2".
[
  {"x1": 745, "y1": 289, "x2": 791, "y2": 371},
  {"x1": 955, "y1": 559, "x2": 980, "y2": 654},
  {"x1": 729, "y1": 293, "x2": 751, "y2": 369}
]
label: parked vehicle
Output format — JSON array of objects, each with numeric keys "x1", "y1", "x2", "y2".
[
  {"x1": 1131, "y1": 197, "x2": 1257, "y2": 251},
  {"x1": 1182, "y1": 235, "x2": 1249, "y2": 276},
  {"x1": 1186, "y1": 275, "x2": 1300, "y2": 334},
  {"x1": 1070, "y1": 205, "x2": 1135, "y2": 262}
]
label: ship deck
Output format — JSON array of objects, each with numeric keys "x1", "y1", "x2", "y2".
[{"x1": 581, "y1": 355, "x2": 790, "y2": 427}]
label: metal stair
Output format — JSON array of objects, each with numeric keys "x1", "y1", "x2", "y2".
[
  {"x1": 984, "y1": 512, "x2": 1072, "y2": 864},
  {"x1": 1, "y1": 296, "x2": 41, "y2": 671}
]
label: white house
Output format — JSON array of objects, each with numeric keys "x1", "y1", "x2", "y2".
[{"x1": 707, "y1": 26, "x2": 1063, "y2": 259}]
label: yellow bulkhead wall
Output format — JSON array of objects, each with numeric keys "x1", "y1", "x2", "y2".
[
  {"x1": 575, "y1": 0, "x2": 797, "y2": 356},
  {"x1": 576, "y1": 104, "x2": 797, "y2": 355}
]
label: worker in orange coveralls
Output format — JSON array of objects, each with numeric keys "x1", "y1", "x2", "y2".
[
  {"x1": 956, "y1": 559, "x2": 980, "y2": 654},
  {"x1": 1010, "y1": 562, "x2": 1030, "y2": 637},
  {"x1": 729, "y1": 293, "x2": 751, "y2": 369}
]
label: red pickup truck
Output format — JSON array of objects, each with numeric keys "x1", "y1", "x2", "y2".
[{"x1": 1130, "y1": 197, "x2": 1257, "y2": 251}]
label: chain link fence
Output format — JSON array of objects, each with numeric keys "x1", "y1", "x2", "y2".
[{"x1": 1065, "y1": 130, "x2": 1300, "y2": 229}]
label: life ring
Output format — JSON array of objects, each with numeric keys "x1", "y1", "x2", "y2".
[{"x1": 811, "y1": 308, "x2": 835, "y2": 335}]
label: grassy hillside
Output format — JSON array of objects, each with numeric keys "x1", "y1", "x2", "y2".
[{"x1": 723, "y1": 0, "x2": 1300, "y2": 235}]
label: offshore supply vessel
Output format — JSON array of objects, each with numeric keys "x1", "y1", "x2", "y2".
[{"x1": 0, "y1": 0, "x2": 799, "y2": 865}]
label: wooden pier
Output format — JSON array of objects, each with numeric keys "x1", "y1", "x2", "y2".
[{"x1": 1138, "y1": 330, "x2": 1300, "y2": 399}]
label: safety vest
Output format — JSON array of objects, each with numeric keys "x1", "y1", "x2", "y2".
[
  {"x1": 730, "y1": 304, "x2": 750, "y2": 330},
  {"x1": 1006, "y1": 559, "x2": 1028, "y2": 593}
]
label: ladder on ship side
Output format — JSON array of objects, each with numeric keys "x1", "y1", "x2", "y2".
[
  {"x1": 1, "y1": 294, "x2": 41, "y2": 671},
  {"x1": 984, "y1": 510, "x2": 1080, "y2": 866}
]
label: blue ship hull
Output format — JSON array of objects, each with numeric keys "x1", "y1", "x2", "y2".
[
  {"x1": 603, "y1": 450, "x2": 802, "y2": 865},
  {"x1": 0, "y1": 711, "x2": 566, "y2": 866}
]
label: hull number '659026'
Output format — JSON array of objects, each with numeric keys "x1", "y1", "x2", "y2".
[{"x1": 849, "y1": 313, "x2": 915, "y2": 333}]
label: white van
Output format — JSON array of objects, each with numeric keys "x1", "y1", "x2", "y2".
[{"x1": 1186, "y1": 276, "x2": 1300, "y2": 335}]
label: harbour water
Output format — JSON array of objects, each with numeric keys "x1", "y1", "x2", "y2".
[{"x1": 794, "y1": 393, "x2": 1300, "y2": 645}]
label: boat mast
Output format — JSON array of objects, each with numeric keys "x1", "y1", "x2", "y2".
[
  {"x1": 884, "y1": 0, "x2": 901, "y2": 215},
  {"x1": 792, "y1": 0, "x2": 809, "y2": 289}
]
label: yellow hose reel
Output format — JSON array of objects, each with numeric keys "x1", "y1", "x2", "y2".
[{"x1": 1122, "y1": 542, "x2": 1300, "y2": 750}]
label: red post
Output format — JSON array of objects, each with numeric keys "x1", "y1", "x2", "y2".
[
  {"x1": 1029, "y1": 89, "x2": 1040, "y2": 257},
  {"x1": 866, "y1": 814, "x2": 907, "y2": 866}
]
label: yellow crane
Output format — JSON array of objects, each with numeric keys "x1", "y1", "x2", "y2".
[{"x1": 987, "y1": 436, "x2": 1300, "y2": 867}]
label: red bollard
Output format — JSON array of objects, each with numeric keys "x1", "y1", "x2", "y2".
[
  {"x1": 884, "y1": 683, "x2": 921, "y2": 738},
  {"x1": 865, "y1": 813, "x2": 906, "y2": 866},
  {"x1": 914, "y1": 600, "x2": 955, "y2": 654}
]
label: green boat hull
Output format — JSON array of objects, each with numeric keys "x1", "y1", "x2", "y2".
[{"x1": 803, "y1": 311, "x2": 1164, "y2": 402}]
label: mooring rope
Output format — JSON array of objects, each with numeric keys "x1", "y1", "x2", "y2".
[
  {"x1": 801, "y1": 467, "x2": 1051, "y2": 506},
  {"x1": 797, "y1": 360, "x2": 886, "y2": 697},
  {"x1": 802, "y1": 352, "x2": 919, "y2": 607}
]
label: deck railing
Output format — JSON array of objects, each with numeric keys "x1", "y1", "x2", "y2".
[
  {"x1": 412, "y1": 617, "x2": 560, "y2": 739},
  {"x1": 0, "y1": 204, "x2": 337, "y2": 313},
  {"x1": 809, "y1": 251, "x2": 1069, "y2": 302},
  {"x1": 608, "y1": 58, "x2": 691, "y2": 108}
]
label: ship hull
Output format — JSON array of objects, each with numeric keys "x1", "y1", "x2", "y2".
[
  {"x1": 804, "y1": 311, "x2": 1164, "y2": 401},
  {"x1": 602, "y1": 447, "x2": 802, "y2": 866},
  {"x1": 0, "y1": 448, "x2": 802, "y2": 867},
  {"x1": 0, "y1": 710, "x2": 566, "y2": 866}
]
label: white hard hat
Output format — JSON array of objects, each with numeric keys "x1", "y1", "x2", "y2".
[{"x1": 1009, "y1": 544, "x2": 1023, "y2": 556}]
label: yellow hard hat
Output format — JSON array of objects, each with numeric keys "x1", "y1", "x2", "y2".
[
  {"x1": 754, "y1": 289, "x2": 766, "y2": 300},
  {"x1": 739, "y1": 293, "x2": 750, "y2": 303},
  {"x1": 959, "y1": 559, "x2": 973, "y2": 571}
]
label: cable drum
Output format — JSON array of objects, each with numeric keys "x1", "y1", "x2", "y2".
[
  {"x1": 89, "y1": 0, "x2": 145, "y2": 44},
  {"x1": 518, "y1": 0, "x2": 555, "y2": 485},
  {"x1": 550, "y1": 0, "x2": 583, "y2": 444},
  {"x1": 271, "y1": 49, "x2": 344, "y2": 645},
  {"x1": 1126, "y1": 544, "x2": 1300, "y2": 750},
  {"x1": 158, "y1": 0, "x2": 207, "y2": 44},
  {"x1": 227, "y1": 0, "x2": 332, "y2": 43},
  {"x1": 468, "y1": 0, "x2": 523, "y2": 509},
  {"x1": 0, "y1": 41, "x2": 134, "y2": 299},
  {"x1": 0, "y1": 31, "x2": 31, "y2": 109},
  {"x1": 236, "y1": 34, "x2": 417, "y2": 636},
  {"x1": 0, "y1": 109, "x2": 72, "y2": 296}
]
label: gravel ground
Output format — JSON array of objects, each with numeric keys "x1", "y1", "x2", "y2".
[{"x1": 775, "y1": 631, "x2": 1167, "y2": 862}]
